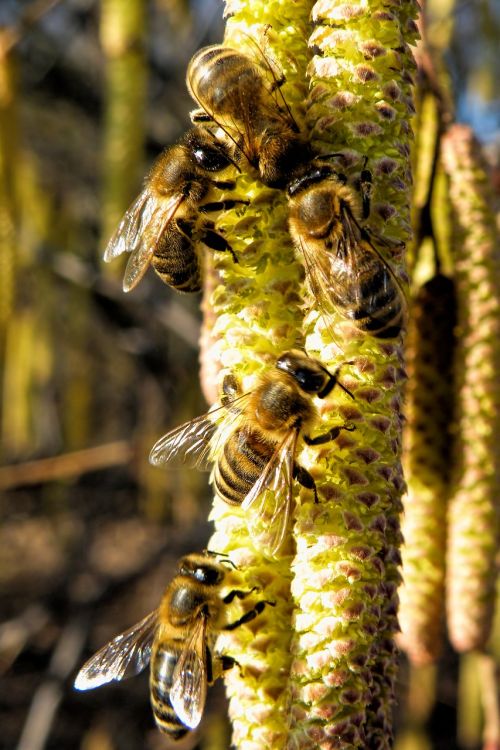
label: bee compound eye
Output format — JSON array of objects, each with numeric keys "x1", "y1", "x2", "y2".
[
  {"x1": 293, "y1": 369, "x2": 326, "y2": 393},
  {"x1": 194, "y1": 144, "x2": 231, "y2": 173},
  {"x1": 192, "y1": 565, "x2": 224, "y2": 585}
]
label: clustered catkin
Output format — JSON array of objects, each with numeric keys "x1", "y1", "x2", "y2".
[
  {"x1": 207, "y1": 7, "x2": 311, "y2": 749},
  {"x1": 289, "y1": 2, "x2": 417, "y2": 747},
  {"x1": 200, "y1": 1, "x2": 418, "y2": 749}
]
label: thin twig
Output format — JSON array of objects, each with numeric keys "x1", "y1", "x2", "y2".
[
  {"x1": 16, "y1": 618, "x2": 88, "y2": 750},
  {"x1": 0, "y1": 441, "x2": 133, "y2": 489},
  {"x1": 0, "y1": 605, "x2": 51, "y2": 675}
]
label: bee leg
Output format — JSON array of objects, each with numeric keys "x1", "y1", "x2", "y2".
[
  {"x1": 212, "y1": 653, "x2": 241, "y2": 680},
  {"x1": 200, "y1": 225, "x2": 239, "y2": 264},
  {"x1": 268, "y1": 70, "x2": 286, "y2": 92},
  {"x1": 222, "y1": 587, "x2": 258, "y2": 604},
  {"x1": 206, "y1": 645, "x2": 214, "y2": 683},
  {"x1": 221, "y1": 372, "x2": 242, "y2": 405},
  {"x1": 362, "y1": 224, "x2": 406, "y2": 250},
  {"x1": 223, "y1": 600, "x2": 275, "y2": 631},
  {"x1": 199, "y1": 199, "x2": 250, "y2": 211},
  {"x1": 293, "y1": 463, "x2": 319, "y2": 503},
  {"x1": 219, "y1": 654, "x2": 239, "y2": 673},
  {"x1": 303, "y1": 422, "x2": 356, "y2": 447},
  {"x1": 357, "y1": 160, "x2": 372, "y2": 220},
  {"x1": 189, "y1": 107, "x2": 214, "y2": 124}
]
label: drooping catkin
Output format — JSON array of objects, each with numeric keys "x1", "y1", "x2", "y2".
[
  {"x1": 204, "y1": 5, "x2": 311, "y2": 749},
  {"x1": 286, "y1": 1, "x2": 418, "y2": 747},
  {"x1": 399, "y1": 272, "x2": 456, "y2": 665},
  {"x1": 196, "y1": 1, "x2": 419, "y2": 746},
  {"x1": 441, "y1": 124, "x2": 500, "y2": 653}
]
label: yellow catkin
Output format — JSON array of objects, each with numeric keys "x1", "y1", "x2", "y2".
[
  {"x1": 441, "y1": 124, "x2": 500, "y2": 653},
  {"x1": 99, "y1": 0, "x2": 147, "y2": 255},
  {"x1": 203, "y1": 4, "x2": 311, "y2": 749},
  {"x1": 287, "y1": 1, "x2": 418, "y2": 747},
  {"x1": 191, "y1": 0, "x2": 419, "y2": 746},
  {"x1": 399, "y1": 272, "x2": 456, "y2": 665}
]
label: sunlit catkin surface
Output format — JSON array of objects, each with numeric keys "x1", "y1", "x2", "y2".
[
  {"x1": 289, "y1": 1, "x2": 418, "y2": 747},
  {"x1": 199, "y1": 1, "x2": 419, "y2": 747},
  {"x1": 203, "y1": 4, "x2": 311, "y2": 749}
]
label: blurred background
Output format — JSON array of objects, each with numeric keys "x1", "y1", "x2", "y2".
[{"x1": 0, "y1": 1, "x2": 498, "y2": 749}]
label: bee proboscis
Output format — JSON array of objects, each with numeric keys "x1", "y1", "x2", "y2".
[
  {"x1": 287, "y1": 163, "x2": 407, "y2": 339},
  {"x1": 149, "y1": 351, "x2": 355, "y2": 558},
  {"x1": 186, "y1": 44, "x2": 311, "y2": 188},
  {"x1": 74, "y1": 552, "x2": 270, "y2": 739},
  {"x1": 104, "y1": 127, "x2": 246, "y2": 293}
]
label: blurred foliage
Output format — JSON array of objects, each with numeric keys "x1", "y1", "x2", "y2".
[{"x1": 0, "y1": 0, "x2": 498, "y2": 749}]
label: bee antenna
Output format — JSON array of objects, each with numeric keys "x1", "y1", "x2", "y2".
[
  {"x1": 323, "y1": 363, "x2": 356, "y2": 400},
  {"x1": 206, "y1": 129, "x2": 243, "y2": 172},
  {"x1": 205, "y1": 549, "x2": 238, "y2": 568},
  {"x1": 337, "y1": 380, "x2": 355, "y2": 400}
]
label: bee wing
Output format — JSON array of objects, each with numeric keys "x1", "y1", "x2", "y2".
[
  {"x1": 74, "y1": 610, "x2": 158, "y2": 691},
  {"x1": 103, "y1": 186, "x2": 185, "y2": 291},
  {"x1": 149, "y1": 393, "x2": 251, "y2": 471},
  {"x1": 186, "y1": 67, "x2": 255, "y2": 167},
  {"x1": 170, "y1": 615, "x2": 208, "y2": 730},
  {"x1": 303, "y1": 211, "x2": 406, "y2": 312},
  {"x1": 242, "y1": 429, "x2": 298, "y2": 558},
  {"x1": 103, "y1": 190, "x2": 152, "y2": 262},
  {"x1": 122, "y1": 194, "x2": 185, "y2": 292}
]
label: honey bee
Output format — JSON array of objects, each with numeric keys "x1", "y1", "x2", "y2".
[
  {"x1": 74, "y1": 551, "x2": 270, "y2": 740},
  {"x1": 287, "y1": 163, "x2": 407, "y2": 338},
  {"x1": 150, "y1": 351, "x2": 355, "y2": 557},
  {"x1": 186, "y1": 44, "x2": 311, "y2": 188},
  {"x1": 104, "y1": 127, "x2": 245, "y2": 292}
]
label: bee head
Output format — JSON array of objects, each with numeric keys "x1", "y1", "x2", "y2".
[
  {"x1": 275, "y1": 351, "x2": 354, "y2": 400},
  {"x1": 258, "y1": 132, "x2": 312, "y2": 188},
  {"x1": 178, "y1": 553, "x2": 226, "y2": 586},
  {"x1": 183, "y1": 128, "x2": 234, "y2": 173},
  {"x1": 275, "y1": 350, "x2": 332, "y2": 397}
]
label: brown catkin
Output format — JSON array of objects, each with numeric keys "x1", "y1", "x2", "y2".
[
  {"x1": 399, "y1": 272, "x2": 456, "y2": 665},
  {"x1": 441, "y1": 124, "x2": 500, "y2": 653}
]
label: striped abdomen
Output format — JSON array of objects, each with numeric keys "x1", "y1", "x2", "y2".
[
  {"x1": 187, "y1": 45, "x2": 265, "y2": 122},
  {"x1": 152, "y1": 220, "x2": 201, "y2": 293},
  {"x1": 213, "y1": 427, "x2": 274, "y2": 505},
  {"x1": 149, "y1": 642, "x2": 188, "y2": 739},
  {"x1": 329, "y1": 241, "x2": 405, "y2": 338}
]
